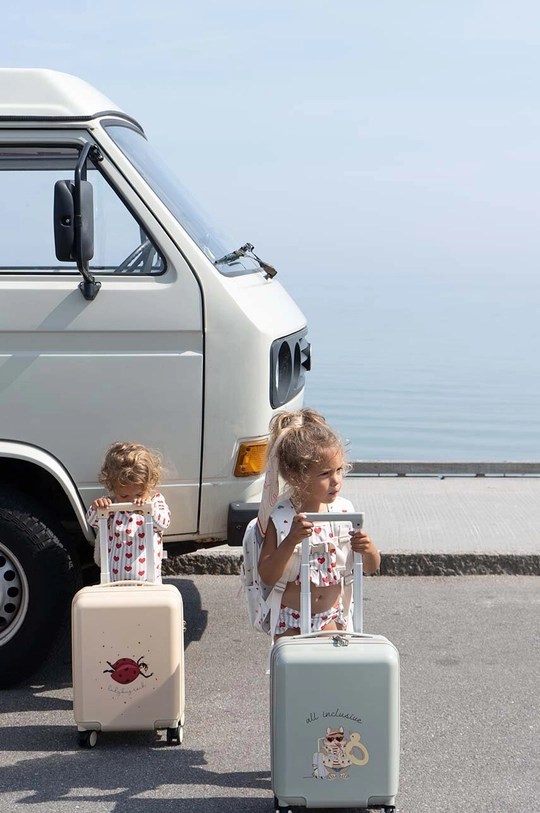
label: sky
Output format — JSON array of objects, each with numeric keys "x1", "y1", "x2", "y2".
[{"x1": 3, "y1": 0, "x2": 540, "y2": 280}]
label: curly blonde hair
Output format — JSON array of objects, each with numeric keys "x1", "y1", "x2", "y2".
[
  {"x1": 99, "y1": 441, "x2": 163, "y2": 493},
  {"x1": 268, "y1": 408, "x2": 351, "y2": 504}
]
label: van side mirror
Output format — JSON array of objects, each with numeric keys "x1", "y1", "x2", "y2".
[
  {"x1": 53, "y1": 141, "x2": 101, "y2": 300},
  {"x1": 54, "y1": 179, "x2": 94, "y2": 262}
]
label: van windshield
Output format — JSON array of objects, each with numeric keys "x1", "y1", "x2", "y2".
[{"x1": 103, "y1": 123, "x2": 256, "y2": 273}]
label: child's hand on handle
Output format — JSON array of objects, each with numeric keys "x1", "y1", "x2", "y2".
[
  {"x1": 349, "y1": 528, "x2": 374, "y2": 554},
  {"x1": 349, "y1": 529, "x2": 381, "y2": 574},
  {"x1": 285, "y1": 513, "x2": 314, "y2": 547},
  {"x1": 91, "y1": 496, "x2": 112, "y2": 511}
]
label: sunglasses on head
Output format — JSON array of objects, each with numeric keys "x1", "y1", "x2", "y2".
[{"x1": 326, "y1": 734, "x2": 344, "y2": 742}]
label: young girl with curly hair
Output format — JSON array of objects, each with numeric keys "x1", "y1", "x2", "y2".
[{"x1": 86, "y1": 441, "x2": 171, "y2": 583}]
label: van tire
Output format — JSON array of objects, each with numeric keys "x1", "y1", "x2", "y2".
[{"x1": 0, "y1": 492, "x2": 82, "y2": 688}]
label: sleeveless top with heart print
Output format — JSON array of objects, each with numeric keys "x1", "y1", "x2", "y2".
[{"x1": 270, "y1": 495, "x2": 355, "y2": 587}]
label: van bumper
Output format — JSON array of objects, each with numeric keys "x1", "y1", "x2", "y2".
[{"x1": 227, "y1": 502, "x2": 258, "y2": 546}]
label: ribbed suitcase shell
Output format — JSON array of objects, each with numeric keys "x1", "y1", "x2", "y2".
[
  {"x1": 270, "y1": 513, "x2": 400, "y2": 810},
  {"x1": 72, "y1": 582, "x2": 184, "y2": 732}
]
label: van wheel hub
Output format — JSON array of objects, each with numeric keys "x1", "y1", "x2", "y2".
[{"x1": 0, "y1": 542, "x2": 27, "y2": 646}]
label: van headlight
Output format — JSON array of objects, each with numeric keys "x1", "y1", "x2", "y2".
[{"x1": 270, "y1": 328, "x2": 310, "y2": 408}]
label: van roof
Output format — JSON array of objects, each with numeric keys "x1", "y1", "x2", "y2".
[{"x1": 0, "y1": 68, "x2": 139, "y2": 125}]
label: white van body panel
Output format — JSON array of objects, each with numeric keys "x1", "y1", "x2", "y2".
[{"x1": 0, "y1": 68, "x2": 122, "y2": 118}]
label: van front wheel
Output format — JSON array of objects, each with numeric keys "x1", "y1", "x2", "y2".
[{"x1": 0, "y1": 494, "x2": 81, "y2": 688}]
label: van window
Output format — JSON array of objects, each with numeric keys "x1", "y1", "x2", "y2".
[
  {"x1": 0, "y1": 145, "x2": 164, "y2": 275},
  {"x1": 103, "y1": 123, "x2": 255, "y2": 275}
]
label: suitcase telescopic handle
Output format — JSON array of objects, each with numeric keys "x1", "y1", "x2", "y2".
[
  {"x1": 96, "y1": 502, "x2": 154, "y2": 517},
  {"x1": 303, "y1": 512, "x2": 364, "y2": 530},
  {"x1": 96, "y1": 502, "x2": 155, "y2": 584},
  {"x1": 97, "y1": 580, "x2": 159, "y2": 588},
  {"x1": 301, "y1": 512, "x2": 365, "y2": 636}
]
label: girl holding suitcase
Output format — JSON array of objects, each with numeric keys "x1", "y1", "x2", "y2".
[
  {"x1": 86, "y1": 441, "x2": 171, "y2": 583},
  {"x1": 257, "y1": 409, "x2": 380, "y2": 638}
]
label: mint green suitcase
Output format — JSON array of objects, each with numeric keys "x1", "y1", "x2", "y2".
[{"x1": 270, "y1": 513, "x2": 400, "y2": 812}]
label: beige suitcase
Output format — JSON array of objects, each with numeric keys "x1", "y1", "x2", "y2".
[{"x1": 72, "y1": 502, "x2": 185, "y2": 748}]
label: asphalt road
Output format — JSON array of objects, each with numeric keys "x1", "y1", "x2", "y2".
[{"x1": 1, "y1": 575, "x2": 539, "y2": 813}]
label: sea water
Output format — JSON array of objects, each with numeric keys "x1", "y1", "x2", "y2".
[{"x1": 283, "y1": 269, "x2": 540, "y2": 461}]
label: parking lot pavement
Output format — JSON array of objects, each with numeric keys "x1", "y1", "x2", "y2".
[{"x1": 1, "y1": 574, "x2": 539, "y2": 813}]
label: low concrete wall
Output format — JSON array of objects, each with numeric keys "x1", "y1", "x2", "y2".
[
  {"x1": 162, "y1": 550, "x2": 540, "y2": 577},
  {"x1": 350, "y1": 461, "x2": 540, "y2": 476}
]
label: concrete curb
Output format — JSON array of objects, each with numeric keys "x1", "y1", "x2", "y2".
[
  {"x1": 162, "y1": 550, "x2": 540, "y2": 577},
  {"x1": 379, "y1": 553, "x2": 540, "y2": 576}
]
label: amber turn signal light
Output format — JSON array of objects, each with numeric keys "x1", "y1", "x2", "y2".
[{"x1": 234, "y1": 440, "x2": 268, "y2": 477}]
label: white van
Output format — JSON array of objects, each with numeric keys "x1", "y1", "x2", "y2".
[{"x1": 0, "y1": 69, "x2": 309, "y2": 686}]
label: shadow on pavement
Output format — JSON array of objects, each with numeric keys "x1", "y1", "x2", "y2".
[
  {"x1": 0, "y1": 745, "x2": 271, "y2": 805},
  {"x1": 110, "y1": 801, "x2": 272, "y2": 812},
  {"x1": 3, "y1": 637, "x2": 73, "y2": 710},
  {"x1": 165, "y1": 576, "x2": 208, "y2": 646}
]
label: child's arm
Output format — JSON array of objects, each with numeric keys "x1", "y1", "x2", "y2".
[
  {"x1": 152, "y1": 493, "x2": 171, "y2": 531},
  {"x1": 258, "y1": 513, "x2": 312, "y2": 586},
  {"x1": 349, "y1": 529, "x2": 381, "y2": 574}
]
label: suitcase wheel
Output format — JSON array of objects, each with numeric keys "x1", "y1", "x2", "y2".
[
  {"x1": 273, "y1": 795, "x2": 291, "y2": 813},
  {"x1": 77, "y1": 730, "x2": 98, "y2": 748},
  {"x1": 166, "y1": 724, "x2": 183, "y2": 745}
]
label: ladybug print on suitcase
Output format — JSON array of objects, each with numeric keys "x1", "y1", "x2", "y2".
[{"x1": 103, "y1": 656, "x2": 154, "y2": 685}]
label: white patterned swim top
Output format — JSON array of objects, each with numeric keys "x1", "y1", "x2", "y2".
[{"x1": 270, "y1": 496, "x2": 355, "y2": 587}]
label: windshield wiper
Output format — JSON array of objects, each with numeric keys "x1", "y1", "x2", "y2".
[{"x1": 214, "y1": 242, "x2": 277, "y2": 279}]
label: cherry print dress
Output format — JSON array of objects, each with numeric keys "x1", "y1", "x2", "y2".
[{"x1": 86, "y1": 493, "x2": 171, "y2": 583}]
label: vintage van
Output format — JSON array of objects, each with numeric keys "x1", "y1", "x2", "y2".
[{"x1": 0, "y1": 69, "x2": 309, "y2": 686}]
